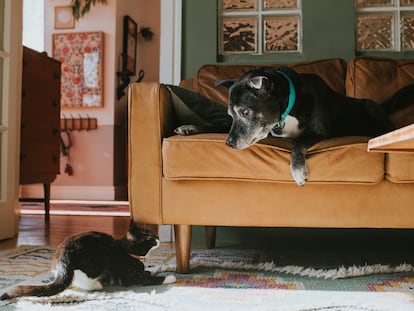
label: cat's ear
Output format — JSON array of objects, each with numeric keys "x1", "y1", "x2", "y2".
[
  {"x1": 126, "y1": 231, "x2": 135, "y2": 241},
  {"x1": 129, "y1": 219, "x2": 137, "y2": 231}
]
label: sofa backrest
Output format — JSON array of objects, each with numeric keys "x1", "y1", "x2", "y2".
[
  {"x1": 346, "y1": 56, "x2": 414, "y2": 101},
  {"x1": 193, "y1": 58, "x2": 347, "y2": 106},
  {"x1": 346, "y1": 56, "x2": 414, "y2": 128}
]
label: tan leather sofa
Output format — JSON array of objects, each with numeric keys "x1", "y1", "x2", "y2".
[{"x1": 128, "y1": 57, "x2": 414, "y2": 273}]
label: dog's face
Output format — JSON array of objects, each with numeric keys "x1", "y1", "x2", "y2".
[{"x1": 216, "y1": 70, "x2": 289, "y2": 150}]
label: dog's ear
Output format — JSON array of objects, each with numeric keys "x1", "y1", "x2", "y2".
[
  {"x1": 215, "y1": 79, "x2": 236, "y2": 88},
  {"x1": 247, "y1": 76, "x2": 269, "y2": 91}
]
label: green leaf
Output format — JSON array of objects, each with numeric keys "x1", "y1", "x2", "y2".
[{"x1": 70, "y1": 0, "x2": 108, "y2": 20}]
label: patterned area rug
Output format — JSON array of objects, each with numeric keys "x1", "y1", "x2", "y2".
[{"x1": 1, "y1": 246, "x2": 414, "y2": 310}]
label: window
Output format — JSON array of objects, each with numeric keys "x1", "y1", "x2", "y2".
[
  {"x1": 22, "y1": 0, "x2": 44, "y2": 52},
  {"x1": 356, "y1": 0, "x2": 414, "y2": 51},
  {"x1": 218, "y1": 0, "x2": 302, "y2": 55}
]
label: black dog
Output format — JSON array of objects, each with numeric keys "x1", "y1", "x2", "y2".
[{"x1": 175, "y1": 67, "x2": 414, "y2": 186}]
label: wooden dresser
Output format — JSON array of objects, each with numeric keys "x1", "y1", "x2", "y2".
[{"x1": 20, "y1": 47, "x2": 61, "y2": 220}]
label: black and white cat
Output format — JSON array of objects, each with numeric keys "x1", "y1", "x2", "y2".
[{"x1": 0, "y1": 221, "x2": 175, "y2": 300}]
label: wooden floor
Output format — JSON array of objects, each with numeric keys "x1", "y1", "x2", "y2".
[
  {"x1": 2, "y1": 213, "x2": 414, "y2": 268},
  {"x1": 0, "y1": 214, "x2": 130, "y2": 250}
]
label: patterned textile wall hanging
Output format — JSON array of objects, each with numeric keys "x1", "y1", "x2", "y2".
[{"x1": 52, "y1": 32, "x2": 104, "y2": 108}]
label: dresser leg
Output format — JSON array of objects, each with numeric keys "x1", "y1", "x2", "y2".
[{"x1": 43, "y1": 183, "x2": 50, "y2": 222}]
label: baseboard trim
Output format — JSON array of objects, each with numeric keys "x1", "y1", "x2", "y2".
[
  {"x1": 158, "y1": 225, "x2": 174, "y2": 242},
  {"x1": 20, "y1": 185, "x2": 116, "y2": 201}
]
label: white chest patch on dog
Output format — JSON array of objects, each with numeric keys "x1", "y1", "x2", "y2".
[{"x1": 270, "y1": 115, "x2": 301, "y2": 138}]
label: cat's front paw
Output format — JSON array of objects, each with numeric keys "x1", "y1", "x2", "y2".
[
  {"x1": 162, "y1": 275, "x2": 176, "y2": 285},
  {"x1": 174, "y1": 125, "x2": 203, "y2": 136}
]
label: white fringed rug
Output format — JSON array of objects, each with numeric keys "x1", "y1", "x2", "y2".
[
  {"x1": 4, "y1": 287, "x2": 414, "y2": 311},
  {"x1": 1, "y1": 246, "x2": 414, "y2": 310}
]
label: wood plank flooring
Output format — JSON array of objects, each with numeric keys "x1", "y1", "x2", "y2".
[{"x1": 0, "y1": 214, "x2": 130, "y2": 250}]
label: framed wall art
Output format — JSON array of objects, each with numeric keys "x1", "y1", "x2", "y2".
[
  {"x1": 122, "y1": 15, "x2": 138, "y2": 75},
  {"x1": 54, "y1": 6, "x2": 75, "y2": 29},
  {"x1": 52, "y1": 32, "x2": 104, "y2": 108}
]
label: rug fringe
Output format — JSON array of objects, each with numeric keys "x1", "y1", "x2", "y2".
[{"x1": 149, "y1": 261, "x2": 414, "y2": 279}]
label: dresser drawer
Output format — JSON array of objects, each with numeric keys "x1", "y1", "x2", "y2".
[
  {"x1": 20, "y1": 121, "x2": 60, "y2": 144},
  {"x1": 20, "y1": 142, "x2": 60, "y2": 175}
]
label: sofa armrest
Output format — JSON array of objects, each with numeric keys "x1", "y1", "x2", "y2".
[{"x1": 128, "y1": 82, "x2": 176, "y2": 224}]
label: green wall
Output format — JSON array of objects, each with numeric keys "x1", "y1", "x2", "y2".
[
  {"x1": 182, "y1": 0, "x2": 218, "y2": 79},
  {"x1": 181, "y1": 0, "x2": 414, "y2": 79}
]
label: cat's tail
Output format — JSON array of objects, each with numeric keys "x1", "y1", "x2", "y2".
[
  {"x1": 0, "y1": 262, "x2": 73, "y2": 300},
  {"x1": 143, "y1": 274, "x2": 176, "y2": 286}
]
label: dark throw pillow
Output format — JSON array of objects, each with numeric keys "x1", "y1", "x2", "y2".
[{"x1": 166, "y1": 84, "x2": 232, "y2": 133}]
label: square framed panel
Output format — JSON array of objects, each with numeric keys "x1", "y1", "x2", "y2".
[
  {"x1": 264, "y1": 16, "x2": 299, "y2": 52},
  {"x1": 54, "y1": 6, "x2": 75, "y2": 29},
  {"x1": 263, "y1": 0, "x2": 298, "y2": 9},
  {"x1": 222, "y1": 0, "x2": 256, "y2": 11},
  {"x1": 356, "y1": 14, "x2": 394, "y2": 50},
  {"x1": 356, "y1": 0, "x2": 394, "y2": 8},
  {"x1": 222, "y1": 17, "x2": 258, "y2": 54},
  {"x1": 401, "y1": 14, "x2": 414, "y2": 49},
  {"x1": 401, "y1": 0, "x2": 414, "y2": 6}
]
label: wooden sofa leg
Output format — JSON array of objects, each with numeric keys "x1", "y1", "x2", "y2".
[
  {"x1": 205, "y1": 226, "x2": 216, "y2": 249},
  {"x1": 174, "y1": 224, "x2": 192, "y2": 274}
]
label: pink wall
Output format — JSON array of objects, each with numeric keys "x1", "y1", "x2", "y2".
[
  {"x1": 135, "y1": 1, "x2": 161, "y2": 82},
  {"x1": 20, "y1": 0, "x2": 160, "y2": 200}
]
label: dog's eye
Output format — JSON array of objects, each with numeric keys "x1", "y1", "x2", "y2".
[{"x1": 240, "y1": 109, "x2": 250, "y2": 117}]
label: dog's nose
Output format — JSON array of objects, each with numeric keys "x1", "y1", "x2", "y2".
[{"x1": 226, "y1": 137, "x2": 236, "y2": 148}]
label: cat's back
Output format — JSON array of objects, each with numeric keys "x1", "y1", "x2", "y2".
[
  {"x1": 61, "y1": 231, "x2": 116, "y2": 249},
  {"x1": 56, "y1": 231, "x2": 120, "y2": 267}
]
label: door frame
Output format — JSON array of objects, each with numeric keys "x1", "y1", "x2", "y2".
[
  {"x1": 159, "y1": 0, "x2": 182, "y2": 85},
  {"x1": 0, "y1": 0, "x2": 22, "y2": 240}
]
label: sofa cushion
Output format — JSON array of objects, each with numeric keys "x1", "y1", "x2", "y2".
[
  {"x1": 162, "y1": 134, "x2": 384, "y2": 184},
  {"x1": 385, "y1": 153, "x2": 414, "y2": 183},
  {"x1": 193, "y1": 58, "x2": 347, "y2": 106}
]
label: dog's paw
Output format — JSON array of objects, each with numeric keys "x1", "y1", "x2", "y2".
[
  {"x1": 174, "y1": 125, "x2": 203, "y2": 136},
  {"x1": 291, "y1": 164, "x2": 308, "y2": 186}
]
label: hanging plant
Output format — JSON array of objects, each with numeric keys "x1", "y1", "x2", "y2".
[
  {"x1": 139, "y1": 27, "x2": 154, "y2": 41},
  {"x1": 70, "y1": 0, "x2": 108, "y2": 20}
]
